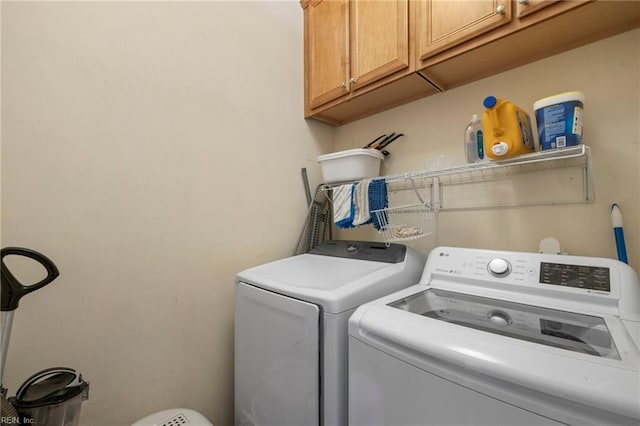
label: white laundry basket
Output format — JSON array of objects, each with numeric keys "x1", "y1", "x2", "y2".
[{"x1": 132, "y1": 408, "x2": 212, "y2": 426}]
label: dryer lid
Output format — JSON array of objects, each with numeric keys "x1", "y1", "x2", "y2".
[
  {"x1": 236, "y1": 242, "x2": 418, "y2": 314},
  {"x1": 247, "y1": 254, "x2": 387, "y2": 290}
]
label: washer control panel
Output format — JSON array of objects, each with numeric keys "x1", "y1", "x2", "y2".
[
  {"x1": 430, "y1": 249, "x2": 547, "y2": 286},
  {"x1": 425, "y1": 247, "x2": 625, "y2": 298}
]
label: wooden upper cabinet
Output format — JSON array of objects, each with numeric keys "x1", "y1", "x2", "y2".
[
  {"x1": 417, "y1": 0, "x2": 512, "y2": 60},
  {"x1": 303, "y1": 0, "x2": 640, "y2": 125},
  {"x1": 305, "y1": 0, "x2": 411, "y2": 111},
  {"x1": 350, "y1": 0, "x2": 409, "y2": 89},
  {"x1": 307, "y1": 0, "x2": 349, "y2": 109}
]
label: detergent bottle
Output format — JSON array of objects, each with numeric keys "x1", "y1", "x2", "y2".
[
  {"x1": 464, "y1": 114, "x2": 484, "y2": 163},
  {"x1": 482, "y1": 96, "x2": 535, "y2": 159}
]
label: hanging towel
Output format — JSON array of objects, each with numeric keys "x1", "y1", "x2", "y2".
[
  {"x1": 353, "y1": 180, "x2": 372, "y2": 226},
  {"x1": 333, "y1": 184, "x2": 355, "y2": 228},
  {"x1": 368, "y1": 179, "x2": 388, "y2": 230}
]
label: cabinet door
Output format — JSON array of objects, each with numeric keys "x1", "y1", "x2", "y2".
[
  {"x1": 417, "y1": 0, "x2": 511, "y2": 60},
  {"x1": 350, "y1": 0, "x2": 410, "y2": 90},
  {"x1": 516, "y1": 0, "x2": 557, "y2": 18},
  {"x1": 308, "y1": 0, "x2": 349, "y2": 109}
]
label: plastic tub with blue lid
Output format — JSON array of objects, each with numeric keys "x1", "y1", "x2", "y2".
[{"x1": 534, "y1": 91, "x2": 585, "y2": 150}]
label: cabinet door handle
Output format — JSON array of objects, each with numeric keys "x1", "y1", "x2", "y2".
[
  {"x1": 340, "y1": 82, "x2": 347, "y2": 89},
  {"x1": 349, "y1": 77, "x2": 357, "y2": 85},
  {"x1": 496, "y1": 4, "x2": 506, "y2": 14},
  {"x1": 518, "y1": 0, "x2": 529, "y2": 4}
]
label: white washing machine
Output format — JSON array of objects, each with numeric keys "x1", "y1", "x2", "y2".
[
  {"x1": 349, "y1": 246, "x2": 640, "y2": 426},
  {"x1": 234, "y1": 240, "x2": 424, "y2": 426}
]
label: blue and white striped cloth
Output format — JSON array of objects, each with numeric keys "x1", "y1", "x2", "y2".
[
  {"x1": 333, "y1": 178, "x2": 387, "y2": 229},
  {"x1": 333, "y1": 184, "x2": 355, "y2": 228}
]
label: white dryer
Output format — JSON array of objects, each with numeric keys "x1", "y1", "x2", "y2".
[
  {"x1": 234, "y1": 240, "x2": 424, "y2": 426},
  {"x1": 349, "y1": 246, "x2": 640, "y2": 426}
]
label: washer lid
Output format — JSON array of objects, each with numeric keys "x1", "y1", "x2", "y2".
[{"x1": 390, "y1": 288, "x2": 620, "y2": 359}]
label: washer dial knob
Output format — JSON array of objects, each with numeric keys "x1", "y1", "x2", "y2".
[{"x1": 488, "y1": 258, "x2": 511, "y2": 277}]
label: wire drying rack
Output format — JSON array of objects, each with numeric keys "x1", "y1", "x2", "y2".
[
  {"x1": 372, "y1": 203, "x2": 436, "y2": 244},
  {"x1": 372, "y1": 172, "x2": 437, "y2": 245},
  {"x1": 309, "y1": 174, "x2": 437, "y2": 246}
]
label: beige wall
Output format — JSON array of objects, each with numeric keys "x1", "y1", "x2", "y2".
[
  {"x1": 1, "y1": 2, "x2": 332, "y2": 425},
  {"x1": 2, "y1": 2, "x2": 639, "y2": 426},
  {"x1": 334, "y1": 29, "x2": 640, "y2": 273}
]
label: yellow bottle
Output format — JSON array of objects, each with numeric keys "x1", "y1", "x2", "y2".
[{"x1": 482, "y1": 96, "x2": 535, "y2": 159}]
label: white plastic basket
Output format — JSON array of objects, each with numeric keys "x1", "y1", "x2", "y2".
[
  {"x1": 372, "y1": 203, "x2": 436, "y2": 245},
  {"x1": 317, "y1": 148, "x2": 384, "y2": 183}
]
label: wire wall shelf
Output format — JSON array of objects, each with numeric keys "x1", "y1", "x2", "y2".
[
  {"x1": 316, "y1": 145, "x2": 592, "y2": 245},
  {"x1": 321, "y1": 145, "x2": 592, "y2": 209}
]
